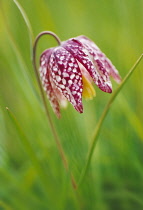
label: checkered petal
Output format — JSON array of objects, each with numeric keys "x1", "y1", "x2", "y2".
[
  {"x1": 40, "y1": 49, "x2": 61, "y2": 118},
  {"x1": 48, "y1": 47, "x2": 83, "y2": 113},
  {"x1": 77, "y1": 35, "x2": 121, "y2": 83},
  {"x1": 62, "y1": 38, "x2": 112, "y2": 93}
]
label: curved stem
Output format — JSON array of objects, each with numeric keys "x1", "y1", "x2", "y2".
[
  {"x1": 12, "y1": 0, "x2": 77, "y2": 189},
  {"x1": 33, "y1": 31, "x2": 61, "y2": 49},
  {"x1": 78, "y1": 54, "x2": 143, "y2": 188},
  {"x1": 32, "y1": 31, "x2": 77, "y2": 189}
]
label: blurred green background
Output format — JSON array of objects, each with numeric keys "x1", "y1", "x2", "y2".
[{"x1": 0, "y1": 0, "x2": 143, "y2": 209}]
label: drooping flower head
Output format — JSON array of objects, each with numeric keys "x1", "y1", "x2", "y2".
[{"x1": 39, "y1": 33, "x2": 121, "y2": 118}]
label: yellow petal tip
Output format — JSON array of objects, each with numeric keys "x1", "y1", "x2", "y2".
[{"x1": 82, "y1": 75, "x2": 96, "y2": 100}]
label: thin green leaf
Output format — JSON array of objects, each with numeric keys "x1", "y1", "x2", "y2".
[
  {"x1": 78, "y1": 54, "x2": 143, "y2": 188},
  {"x1": 6, "y1": 107, "x2": 52, "y2": 196},
  {"x1": 12, "y1": 0, "x2": 34, "y2": 56}
]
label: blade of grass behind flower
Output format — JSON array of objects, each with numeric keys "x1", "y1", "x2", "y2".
[
  {"x1": 5, "y1": 107, "x2": 53, "y2": 196},
  {"x1": 0, "y1": 4, "x2": 56, "y2": 166},
  {"x1": 0, "y1": 3, "x2": 39, "y2": 104},
  {"x1": 78, "y1": 54, "x2": 143, "y2": 188},
  {"x1": 12, "y1": 0, "x2": 34, "y2": 57}
]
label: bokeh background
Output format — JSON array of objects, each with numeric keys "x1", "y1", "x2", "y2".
[{"x1": 0, "y1": 0, "x2": 143, "y2": 209}]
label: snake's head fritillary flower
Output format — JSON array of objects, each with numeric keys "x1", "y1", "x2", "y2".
[{"x1": 39, "y1": 34, "x2": 121, "y2": 118}]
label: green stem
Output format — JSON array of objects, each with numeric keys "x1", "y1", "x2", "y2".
[
  {"x1": 32, "y1": 31, "x2": 77, "y2": 189},
  {"x1": 12, "y1": 0, "x2": 77, "y2": 189},
  {"x1": 78, "y1": 53, "x2": 143, "y2": 188}
]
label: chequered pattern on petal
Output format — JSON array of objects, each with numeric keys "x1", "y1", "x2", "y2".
[
  {"x1": 77, "y1": 35, "x2": 121, "y2": 83},
  {"x1": 104, "y1": 58, "x2": 121, "y2": 83},
  {"x1": 48, "y1": 47, "x2": 83, "y2": 113},
  {"x1": 62, "y1": 39, "x2": 112, "y2": 93},
  {"x1": 39, "y1": 34, "x2": 121, "y2": 117},
  {"x1": 40, "y1": 49, "x2": 61, "y2": 118}
]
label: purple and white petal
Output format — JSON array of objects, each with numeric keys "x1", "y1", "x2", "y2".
[
  {"x1": 49, "y1": 47, "x2": 83, "y2": 113},
  {"x1": 40, "y1": 50, "x2": 61, "y2": 118},
  {"x1": 51, "y1": 80, "x2": 68, "y2": 109},
  {"x1": 77, "y1": 35, "x2": 121, "y2": 83},
  {"x1": 62, "y1": 39, "x2": 112, "y2": 93},
  {"x1": 103, "y1": 58, "x2": 121, "y2": 83}
]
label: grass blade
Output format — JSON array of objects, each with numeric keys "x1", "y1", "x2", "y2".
[
  {"x1": 6, "y1": 107, "x2": 52, "y2": 195},
  {"x1": 78, "y1": 54, "x2": 143, "y2": 188},
  {"x1": 12, "y1": 0, "x2": 34, "y2": 56}
]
